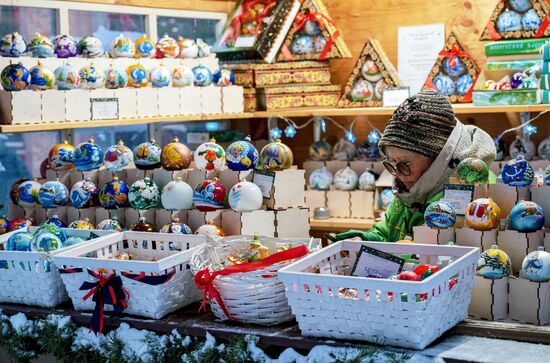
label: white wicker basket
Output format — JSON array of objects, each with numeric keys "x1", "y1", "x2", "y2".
[
  {"x1": 190, "y1": 235, "x2": 320, "y2": 325},
  {"x1": 278, "y1": 241, "x2": 480, "y2": 350},
  {"x1": 53, "y1": 231, "x2": 207, "y2": 319},
  {"x1": 0, "y1": 227, "x2": 115, "y2": 308}
]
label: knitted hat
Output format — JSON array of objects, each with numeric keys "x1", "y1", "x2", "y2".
[{"x1": 379, "y1": 89, "x2": 456, "y2": 159}]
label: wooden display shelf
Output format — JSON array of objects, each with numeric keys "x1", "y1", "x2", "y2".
[{"x1": 310, "y1": 217, "x2": 375, "y2": 232}]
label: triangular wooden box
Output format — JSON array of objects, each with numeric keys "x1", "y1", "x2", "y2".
[
  {"x1": 423, "y1": 32, "x2": 480, "y2": 104},
  {"x1": 480, "y1": 0, "x2": 550, "y2": 41},
  {"x1": 337, "y1": 39, "x2": 403, "y2": 108}
]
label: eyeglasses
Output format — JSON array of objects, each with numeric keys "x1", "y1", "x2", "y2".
[{"x1": 383, "y1": 160, "x2": 412, "y2": 176}]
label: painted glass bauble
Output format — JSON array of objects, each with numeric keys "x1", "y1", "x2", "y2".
[
  {"x1": 17, "y1": 180, "x2": 41, "y2": 208},
  {"x1": 290, "y1": 34, "x2": 314, "y2": 54},
  {"x1": 1, "y1": 32, "x2": 27, "y2": 57},
  {"x1": 374, "y1": 79, "x2": 387, "y2": 100},
  {"x1": 357, "y1": 140, "x2": 380, "y2": 161},
  {"x1": 332, "y1": 138, "x2": 357, "y2": 161},
  {"x1": 79, "y1": 64, "x2": 104, "y2": 89},
  {"x1": 96, "y1": 216, "x2": 123, "y2": 232},
  {"x1": 42, "y1": 215, "x2": 66, "y2": 228},
  {"x1": 510, "y1": 0, "x2": 532, "y2": 12},
  {"x1": 48, "y1": 140, "x2": 75, "y2": 171},
  {"x1": 309, "y1": 167, "x2": 333, "y2": 191},
  {"x1": 104, "y1": 140, "x2": 133, "y2": 171},
  {"x1": 63, "y1": 236, "x2": 85, "y2": 248},
  {"x1": 501, "y1": 155, "x2": 534, "y2": 187},
  {"x1": 0, "y1": 216, "x2": 9, "y2": 235},
  {"x1": 213, "y1": 67, "x2": 235, "y2": 86},
  {"x1": 497, "y1": 10, "x2": 523, "y2": 32},
  {"x1": 228, "y1": 181, "x2": 263, "y2": 212},
  {"x1": 31, "y1": 232, "x2": 63, "y2": 252},
  {"x1": 1, "y1": 63, "x2": 30, "y2": 91},
  {"x1": 73, "y1": 138, "x2": 104, "y2": 171},
  {"x1": 537, "y1": 136, "x2": 550, "y2": 161},
  {"x1": 195, "y1": 220, "x2": 225, "y2": 237},
  {"x1": 150, "y1": 65, "x2": 172, "y2": 87},
  {"x1": 68, "y1": 218, "x2": 94, "y2": 230},
  {"x1": 456, "y1": 74, "x2": 474, "y2": 96},
  {"x1": 544, "y1": 165, "x2": 550, "y2": 186},
  {"x1": 194, "y1": 138, "x2": 226, "y2": 171},
  {"x1": 78, "y1": 36, "x2": 104, "y2": 58},
  {"x1": 477, "y1": 245, "x2": 511, "y2": 279},
  {"x1": 34, "y1": 223, "x2": 67, "y2": 243},
  {"x1": 28, "y1": 32, "x2": 54, "y2": 58},
  {"x1": 521, "y1": 247, "x2": 550, "y2": 282},
  {"x1": 192, "y1": 65, "x2": 213, "y2": 86},
  {"x1": 303, "y1": 19, "x2": 321, "y2": 35},
  {"x1": 309, "y1": 139, "x2": 332, "y2": 161},
  {"x1": 70, "y1": 178, "x2": 98, "y2": 209},
  {"x1": 135, "y1": 34, "x2": 155, "y2": 58},
  {"x1": 53, "y1": 34, "x2": 78, "y2": 58},
  {"x1": 197, "y1": 39, "x2": 212, "y2": 58},
  {"x1": 160, "y1": 219, "x2": 192, "y2": 234},
  {"x1": 424, "y1": 201, "x2": 456, "y2": 229},
  {"x1": 443, "y1": 56, "x2": 466, "y2": 77},
  {"x1": 359, "y1": 170, "x2": 376, "y2": 191},
  {"x1": 133, "y1": 140, "x2": 161, "y2": 170},
  {"x1": 10, "y1": 178, "x2": 28, "y2": 204},
  {"x1": 379, "y1": 188, "x2": 395, "y2": 210},
  {"x1": 38, "y1": 179, "x2": 69, "y2": 209},
  {"x1": 156, "y1": 34, "x2": 179, "y2": 58},
  {"x1": 111, "y1": 34, "x2": 135, "y2": 58},
  {"x1": 314, "y1": 35, "x2": 327, "y2": 54},
  {"x1": 465, "y1": 198, "x2": 501, "y2": 231},
  {"x1": 6, "y1": 232, "x2": 33, "y2": 251},
  {"x1": 495, "y1": 138, "x2": 507, "y2": 161},
  {"x1": 7, "y1": 218, "x2": 32, "y2": 232},
  {"x1": 193, "y1": 179, "x2": 227, "y2": 211},
  {"x1": 161, "y1": 137, "x2": 192, "y2": 170},
  {"x1": 350, "y1": 79, "x2": 374, "y2": 101},
  {"x1": 456, "y1": 157, "x2": 489, "y2": 185},
  {"x1": 54, "y1": 64, "x2": 81, "y2": 90},
  {"x1": 40, "y1": 158, "x2": 49, "y2": 179},
  {"x1": 509, "y1": 200, "x2": 545, "y2": 233},
  {"x1": 225, "y1": 136, "x2": 258, "y2": 171},
  {"x1": 126, "y1": 64, "x2": 148, "y2": 88},
  {"x1": 334, "y1": 167, "x2": 358, "y2": 191},
  {"x1": 178, "y1": 37, "x2": 199, "y2": 58},
  {"x1": 99, "y1": 177, "x2": 129, "y2": 209},
  {"x1": 361, "y1": 59, "x2": 382, "y2": 82},
  {"x1": 128, "y1": 177, "x2": 160, "y2": 210},
  {"x1": 161, "y1": 177, "x2": 193, "y2": 210},
  {"x1": 522, "y1": 9, "x2": 541, "y2": 30},
  {"x1": 259, "y1": 139, "x2": 293, "y2": 171},
  {"x1": 130, "y1": 217, "x2": 156, "y2": 232},
  {"x1": 509, "y1": 137, "x2": 536, "y2": 160},
  {"x1": 433, "y1": 73, "x2": 456, "y2": 96},
  {"x1": 29, "y1": 61, "x2": 55, "y2": 90},
  {"x1": 172, "y1": 64, "x2": 194, "y2": 87}
]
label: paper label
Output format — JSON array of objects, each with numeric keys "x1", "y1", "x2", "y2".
[
  {"x1": 235, "y1": 36, "x2": 257, "y2": 48},
  {"x1": 443, "y1": 184, "x2": 474, "y2": 215},
  {"x1": 90, "y1": 98, "x2": 118, "y2": 120},
  {"x1": 187, "y1": 132, "x2": 210, "y2": 144},
  {"x1": 351, "y1": 245, "x2": 404, "y2": 278},
  {"x1": 383, "y1": 87, "x2": 410, "y2": 107},
  {"x1": 253, "y1": 170, "x2": 275, "y2": 199}
]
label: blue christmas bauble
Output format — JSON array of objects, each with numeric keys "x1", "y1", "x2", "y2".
[
  {"x1": 477, "y1": 246, "x2": 511, "y2": 279},
  {"x1": 29, "y1": 62, "x2": 55, "y2": 90},
  {"x1": 53, "y1": 34, "x2": 78, "y2": 58},
  {"x1": 314, "y1": 36, "x2": 327, "y2": 54},
  {"x1": 213, "y1": 68, "x2": 235, "y2": 87},
  {"x1": 38, "y1": 180, "x2": 69, "y2": 209},
  {"x1": 433, "y1": 73, "x2": 456, "y2": 96},
  {"x1": 334, "y1": 167, "x2": 358, "y2": 191},
  {"x1": 1, "y1": 32, "x2": 27, "y2": 57},
  {"x1": 73, "y1": 138, "x2": 104, "y2": 171},
  {"x1": 290, "y1": 35, "x2": 314, "y2": 55},
  {"x1": 359, "y1": 170, "x2": 376, "y2": 191},
  {"x1": 17, "y1": 180, "x2": 41, "y2": 208},
  {"x1": 135, "y1": 35, "x2": 155, "y2": 58},
  {"x1": 96, "y1": 217, "x2": 123, "y2": 232},
  {"x1": 521, "y1": 247, "x2": 550, "y2": 282},
  {"x1": 309, "y1": 167, "x2": 333, "y2": 190},
  {"x1": 99, "y1": 177, "x2": 129, "y2": 209},
  {"x1": 160, "y1": 220, "x2": 192, "y2": 234},
  {"x1": 522, "y1": 9, "x2": 542, "y2": 30},
  {"x1": 443, "y1": 57, "x2": 466, "y2": 77},
  {"x1": 544, "y1": 165, "x2": 550, "y2": 186},
  {"x1": 104, "y1": 140, "x2": 133, "y2": 171},
  {"x1": 54, "y1": 64, "x2": 81, "y2": 90},
  {"x1": 63, "y1": 236, "x2": 85, "y2": 248},
  {"x1": 104, "y1": 65, "x2": 128, "y2": 89},
  {"x1": 379, "y1": 188, "x2": 395, "y2": 210},
  {"x1": 31, "y1": 232, "x2": 63, "y2": 252},
  {"x1": 192, "y1": 66, "x2": 213, "y2": 87},
  {"x1": 28, "y1": 33, "x2": 54, "y2": 58},
  {"x1": 424, "y1": 201, "x2": 457, "y2": 229},
  {"x1": 70, "y1": 179, "x2": 98, "y2": 209},
  {"x1": 111, "y1": 34, "x2": 135, "y2": 58},
  {"x1": 6, "y1": 232, "x2": 33, "y2": 251},
  {"x1": 225, "y1": 137, "x2": 259, "y2": 171},
  {"x1": 133, "y1": 140, "x2": 161, "y2": 170},
  {"x1": 304, "y1": 19, "x2": 321, "y2": 35},
  {"x1": 34, "y1": 223, "x2": 67, "y2": 243},
  {"x1": 42, "y1": 215, "x2": 66, "y2": 228},
  {"x1": 510, "y1": 0, "x2": 533, "y2": 12},
  {"x1": 497, "y1": 10, "x2": 523, "y2": 32},
  {"x1": 128, "y1": 177, "x2": 160, "y2": 210},
  {"x1": 309, "y1": 140, "x2": 332, "y2": 161},
  {"x1": 79, "y1": 64, "x2": 104, "y2": 89},
  {"x1": 1, "y1": 63, "x2": 30, "y2": 91},
  {"x1": 456, "y1": 73, "x2": 474, "y2": 96},
  {"x1": 357, "y1": 140, "x2": 380, "y2": 161},
  {"x1": 510, "y1": 200, "x2": 545, "y2": 233},
  {"x1": 150, "y1": 65, "x2": 172, "y2": 87},
  {"x1": 501, "y1": 155, "x2": 534, "y2": 187}
]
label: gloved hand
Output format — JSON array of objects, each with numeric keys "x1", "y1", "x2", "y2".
[{"x1": 334, "y1": 229, "x2": 370, "y2": 241}]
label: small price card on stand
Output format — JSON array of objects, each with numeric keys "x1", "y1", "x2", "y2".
[
  {"x1": 253, "y1": 170, "x2": 275, "y2": 199},
  {"x1": 351, "y1": 245, "x2": 404, "y2": 278},
  {"x1": 443, "y1": 184, "x2": 474, "y2": 215},
  {"x1": 90, "y1": 98, "x2": 118, "y2": 120}
]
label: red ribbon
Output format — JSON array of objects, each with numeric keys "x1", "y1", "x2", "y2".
[
  {"x1": 224, "y1": 0, "x2": 276, "y2": 46},
  {"x1": 535, "y1": 14, "x2": 550, "y2": 38},
  {"x1": 438, "y1": 44, "x2": 467, "y2": 68},
  {"x1": 194, "y1": 244, "x2": 309, "y2": 319},
  {"x1": 292, "y1": 12, "x2": 340, "y2": 60}
]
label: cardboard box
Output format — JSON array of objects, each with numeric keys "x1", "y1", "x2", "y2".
[
  {"x1": 350, "y1": 190, "x2": 375, "y2": 219},
  {"x1": 257, "y1": 84, "x2": 341, "y2": 110},
  {"x1": 201, "y1": 86, "x2": 222, "y2": 115},
  {"x1": 305, "y1": 189, "x2": 326, "y2": 217},
  {"x1": 222, "y1": 86, "x2": 244, "y2": 114},
  {"x1": 258, "y1": 169, "x2": 306, "y2": 210},
  {"x1": 509, "y1": 278, "x2": 550, "y2": 326},
  {"x1": 187, "y1": 209, "x2": 222, "y2": 232},
  {"x1": 455, "y1": 228, "x2": 497, "y2": 252},
  {"x1": 65, "y1": 89, "x2": 91, "y2": 121},
  {"x1": 255, "y1": 64, "x2": 332, "y2": 87},
  {"x1": 499, "y1": 229, "x2": 544, "y2": 275},
  {"x1": 326, "y1": 190, "x2": 350, "y2": 218},
  {"x1": 469, "y1": 276, "x2": 508, "y2": 321},
  {"x1": 117, "y1": 88, "x2": 138, "y2": 119},
  {"x1": 243, "y1": 88, "x2": 257, "y2": 112},
  {"x1": 413, "y1": 226, "x2": 455, "y2": 245},
  {"x1": 0, "y1": 90, "x2": 42, "y2": 124},
  {"x1": 221, "y1": 209, "x2": 276, "y2": 236},
  {"x1": 473, "y1": 69, "x2": 540, "y2": 106},
  {"x1": 275, "y1": 207, "x2": 310, "y2": 238}
]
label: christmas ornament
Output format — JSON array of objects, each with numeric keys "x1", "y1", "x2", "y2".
[
  {"x1": 103, "y1": 140, "x2": 133, "y2": 171},
  {"x1": 225, "y1": 136, "x2": 258, "y2": 171},
  {"x1": 178, "y1": 37, "x2": 199, "y2": 58},
  {"x1": 150, "y1": 65, "x2": 172, "y2": 87},
  {"x1": 193, "y1": 179, "x2": 227, "y2": 211},
  {"x1": 510, "y1": 72, "x2": 525, "y2": 89},
  {"x1": 42, "y1": 215, "x2": 66, "y2": 228},
  {"x1": 197, "y1": 39, "x2": 211, "y2": 58},
  {"x1": 509, "y1": 200, "x2": 545, "y2": 233},
  {"x1": 396, "y1": 271, "x2": 421, "y2": 281},
  {"x1": 379, "y1": 188, "x2": 394, "y2": 210},
  {"x1": 509, "y1": 137, "x2": 536, "y2": 160},
  {"x1": 545, "y1": 165, "x2": 550, "y2": 186},
  {"x1": 28, "y1": 32, "x2": 54, "y2": 58},
  {"x1": 156, "y1": 34, "x2": 179, "y2": 58},
  {"x1": 303, "y1": 19, "x2": 321, "y2": 35},
  {"x1": 126, "y1": 64, "x2": 148, "y2": 88},
  {"x1": 111, "y1": 34, "x2": 135, "y2": 57},
  {"x1": 63, "y1": 236, "x2": 85, "y2": 248},
  {"x1": 7, "y1": 218, "x2": 32, "y2": 232},
  {"x1": 17, "y1": 179, "x2": 41, "y2": 208},
  {"x1": 465, "y1": 198, "x2": 501, "y2": 231},
  {"x1": 79, "y1": 64, "x2": 104, "y2": 89},
  {"x1": 332, "y1": 138, "x2": 357, "y2": 161},
  {"x1": 477, "y1": 245, "x2": 511, "y2": 279},
  {"x1": 259, "y1": 139, "x2": 293, "y2": 171},
  {"x1": 456, "y1": 157, "x2": 489, "y2": 185},
  {"x1": 34, "y1": 224, "x2": 67, "y2": 244},
  {"x1": 194, "y1": 138, "x2": 225, "y2": 171},
  {"x1": 1, "y1": 63, "x2": 30, "y2": 91},
  {"x1": 38, "y1": 179, "x2": 69, "y2": 209},
  {"x1": 212, "y1": 67, "x2": 235, "y2": 86},
  {"x1": 135, "y1": 34, "x2": 155, "y2": 58},
  {"x1": 29, "y1": 61, "x2": 55, "y2": 90},
  {"x1": 456, "y1": 74, "x2": 474, "y2": 96},
  {"x1": 73, "y1": 138, "x2": 104, "y2": 171},
  {"x1": 443, "y1": 56, "x2": 466, "y2": 77},
  {"x1": 290, "y1": 35, "x2": 314, "y2": 54},
  {"x1": 160, "y1": 218, "x2": 192, "y2": 234},
  {"x1": 10, "y1": 178, "x2": 28, "y2": 204},
  {"x1": 350, "y1": 79, "x2": 374, "y2": 101},
  {"x1": 334, "y1": 167, "x2": 358, "y2": 191},
  {"x1": 97, "y1": 216, "x2": 123, "y2": 232},
  {"x1": 424, "y1": 201, "x2": 456, "y2": 229},
  {"x1": 1, "y1": 32, "x2": 27, "y2": 57},
  {"x1": 133, "y1": 140, "x2": 161, "y2": 170},
  {"x1": 510, "y1": 0, "x2": 532, "y2": 12},
  {"x1": 522, "y1": 8, "x2": 542, "y2": 30},
  {"x1": 309, "y1": 139, "x2": 332, "y2": 161},
  {"x1": 359, "y1": 170, "x2": 376, "y2": 191},
  {"x1": 374, "y1": 79, "x2": 387, "y2": 100},
  {"x1": 357, "y1": 140, "x2": 380, "y2": 161},
  {"x1": 99, "y1": 177, "x2": 129, "y2": 209},
  {"x1": 68, "y1": 218, "x2": 94, "y2": 230},
  {"x1": 0, "y1": 216, "x2": 9, "y2": 235},
  {"x1": 361, "y1": 59, "x2": 382, "y2": 82},
  {"x1": 192, "y1": 65, "x2": 213, "y2": 86},
  {"x1": 130, "y1": 217, "x2": 156, "y2": 232},
  {"x1": 195, "y1": 220, "x2": 225, "y2": 237},
  {"x1": 521, "y1": 246, "x2": 550, "y2": 282},
  {"x1": 70, "y1": 178, "x2": 98, "y2": 209},
  {"x1": 434, "y1": 73, "x2": 456, "y2": 96},
  {"x1": 496, "y1": 10, "x2": 522, "y2": 32},
  {"x1": 537, "y1": 136, "x2": 550, "y2": 161},
  {"x1": 309, "y1": 167, "x2": 333, "y2": 191},
  {"x1": 161, "y1": 177, "x2": 193, "y2": 210},
  {"x1": 172, "y1": 64, "x2": 194, "y2": 87},
  {"x1": 161, "y1": 137, "x2": 192, "y2": 170},
  {"x1": 501, "y1": 155, "x2": 534, "y2": 187},
  {"x1": 48, "y1": 140, "x2": 75, "y2": 171},
  {"x1": 78, "y1": 36, "x2": 104, "y2": 58},
  {"x1": 228, "y1": 181, "x2": 263, "y2": 212},
  {"x1": 53, "y1": 34, "x2": 78, "y2": 58},
  {"x1": 6, "y1": 232, "x2": 33, "y2": 251},
  {"x1": 54, "y1": 64, "x2": 81, "y2": 90},
  {"x1": 128, "y1": 177, "x2": 160, "y2": 210},
  {"x1": 314, "y1": 36, "x2": 327, "y2": 54},
  {"x1": 495, "y1": 138, "x2": 507, "y2": 161}
]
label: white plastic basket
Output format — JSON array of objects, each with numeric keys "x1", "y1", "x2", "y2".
[
  {"x1": 53, "y1": 231, "x2": 207, "y2": 319},
  {"x1": 190, "y1": 235, "x2": 321, "y2": 325},
  {"x1": 0, "y1": 227, "x2": 115, "y2": 308},
  {"x1": 278, "y1": 241, "x2": 480, "y2": 350}
]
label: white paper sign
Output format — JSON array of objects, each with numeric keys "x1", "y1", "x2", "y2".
[
  {"x1": 383, "y1": 87, "x2": 410, "y2": 107},
  {"x1": 443, "y1": 184, "x2": 474, "y2": 215},
  {"x1": 90, "y1": 98, "x2": 118, "y2": 120},
  {"x1": 398, "y1": 24, "x2": 445, "y2": 95},
  {"x1": 235, "y1": 36, "x2": 257, "y2": 48},
  {"x1": 253, "y1": 171, "x2": 275, "y2": 199}
]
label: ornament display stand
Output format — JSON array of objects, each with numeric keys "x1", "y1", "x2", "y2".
[
  {"x1": 221, "y1": 209, "x2": 276, "y2": 236},
  {"x1": 45, "y1": 207, "x2": 68, "y2": 225},
  {"x1": 66, "y1": 207, "x2": 96, "y2": 226},
  {"x1": 179, "y1": 87, "x2": 202, "y2": 116},
  {"x1": 96, "y1": 208, "x2": 126, "y2": 227},
  {"x1": 326, "y1": 190, "x2": 351, "y2": 218},
  {"x1": 530, "y1": 186, "x2": 550, "y2": 228},
  {"x1": 155, "y1": 210, "x2": 187, "y2": 229},
  {"x1": 125, "y1": 209, "x2": 159, "y2": 228},
  {"x1": 325, "y1": 160, "x2": 349, "y2": 175},
  {"x1": 200, "y1": 86, "x2": 223, "y2": 115},
  {"x1": 70, "y1": 169, "x2": 99, "y2": 187},
  {"x1": 499, "y1": 229, "x2": 544, "y2": 275},
  {"x1": 303, "y1": 160, "x2": 325, "y2": 180},
  {"x1": 261, "y1": 168, "x2": 306, "y2": 210},
  {"x1": 221, "y1": 86, "x2": 246, "y2": 114},
  {"x1": 275, "y1": 207, "x2": 310, "y2": 238},
  {"x1": 158, "y1": 88, "x2": 181, "y2": 117},
  {"x1": 218, "y1": 169, "x2": 254, "y2": 192},
  {"x1": 509, "y1": 278, "x2": 550, "y2": 326},
  {"x1": 187, "y1": 209, "x2": 222, "y2": 232},
  {"x1": 349, "y1": 160, "x2": 385, "y2": 177},
  {"x1": 46, "y1": 170, "x2": 72, "y2": 189},
  {"x1": 455, "y1": 227, "x2": 498, "y2": 252},
  {"x1": 0, "y1": 90, "x2": 41, "y2": 124},
  {"x1": 469, "y1": 276, "x2": 508, "y2": 321},
  {"x1": 488, "y1": 182, "x2": 531, "y2": 217},
  {"x1": 412, "y1": 226, "x2": 455, "y2": 245},
  {"x1": 305, "y1": 189, "x2": 326, "y2": 217},
  {"x1": 152, "y1": 169, "x2": 188, "y2": 190},
  {"x1": 187, "y1": 169, "x2": 219, "y2": 190},
  {"x1": 350, "y1": 190, "x2": 375, "y2": 219}
]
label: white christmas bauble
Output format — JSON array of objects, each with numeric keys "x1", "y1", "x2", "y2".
[
  {"x1": 228, "y1": 181, "x2": 263, "y2": 212},
  {"x1": 309, "y1": 167, "x2": 333, "y2": 190},
  {"x1": 537, "y1": 136, "x2": 550, "y2": 161},
  {"x1": 161, "y1": 178, "x2": 193, "y2": 210},
  {"x1": 359, "y1": 170, "x2": 376, "y2": 191},
  {"x1": 333, "y1": 167, "x2": 358, "y2": 191},
  {"x1": 193, "y1": 138, "x2": 225, "y2": 171},
  {"x1": 521, "y1": 247, "x2": 550, "y2": 282},
  {"x1": 509, "y1": 137, "x2": 536, "y2": 160}
]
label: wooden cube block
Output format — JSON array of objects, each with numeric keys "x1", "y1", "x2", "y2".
[
  {"x1": 187, "y1": 209, "x2": 222, "y2": 232},
  {"x1": 95, "y1": 208, "x2": 127, "y2": 227},
  {"x1": 218, "y1": 169, "x2": 253, "y2": 192},
  {"x1": 33, "y1": 206, "x2": 47, "y2": 225},
  {"x1": 305, "y1": 189, "x2": 326, "y2": 217},
  {"x1": 469, "y1": 276, "x2": 508, "y2": 321},
  {"x1": 0, "y1": 90, "x2": 42, "y2": 124},
  {"x1": 198, "y1": 57, "x2": 219, "y2": 73},
  {"x1": 222, "y1": 86, "x2": 244, "y2": 114},
  {"x1": 186, "y1": 169, "x2": 219, "y2": 190},
  {"x1": 531, "y1": 186, "x2": 550, "y2": 228},
  {"x1": 499, "y1": 229, "x2": 544, "y2": 275},
  {"x1": 152, "y1": 169, "x2": 188, "y2": 190},
  {"x1": 136, "y1": 88, "x2": 159, "y2": 117},
  {"x1": 125, "y1": 169, "x2": 154, "y2": 187},
  {"x1": 66, "y1": 207, "x2": 96, "y2": 226},
  {"x1": 155, "y1": 210, "x2": 187, "y2": 230},
  {"x1": 181, "y1": 58, "x2": 200, "y2": 70},
  {"x1": 275, "y1": 208, "x2": 309, "y2": 238},
  {"x1": 254, "y1": 169, "x2": 306, "y2": 210},
  {"x1": 46, "y1": 169, "x2": 71, "y2": 188},
  {"x1": 413, "y1": 226, "x2": 455, "y2": 245},
  {"x1": 455, "y1": 228, "x2": 498, "y2": 252},
  {"x1": 65, "y1": 89, "x2": 91, "y2": 121},
  {"x1": 17, "y1": 56, "x2": 34, "y2": 71},
  {"x1": 7, "y1": 204, "x2": 24, "y2": 220},
  {"x1": 303, "y1": 160, "x2": 325, "y2": 181},
  {"x1": 201, "y1": 86, "x2": 222, "y2": 115},
  {"x1": 221, "y1": 209, "x2": 276, "y2": 236},
  {"x1": 509, "y1": 278, "x2": 550, "y2": 325},
  {"x1": 488, "y1": 182, "x2": 530, "y2": 218},
  {"x1": 350, "y1": 190, "x2": 374, "y2": 219},
  {"x1": 158, "y1": 87, "x2": 180, "y2": 116},
  {"x1": 349, "y1": 160, "x2": 372, "y2": 176},
  {"x1": 39, "y1": 58, "x2": 63, "y2": 73},
  {"x1": 325, "y1": 160, "x2": 348, "y2": 175},
  {"x1": 69, "y1": 169, "x2": 99, "y2": 189},
  {"x1": 41, "y1": 90, "x2": 66, "y2": 123},
  {"x1": 180, "y1": 87, "x2": 202, "y2": 115},
  {"x1": 117, "y1": 88, "x2": 138, "y2": 119},
  {"x1": 125, "y1": 209, "x2": 156, "y2": 229},
  {"x1": 326, "y1": 190, "x2": 351, "y2": 218}
]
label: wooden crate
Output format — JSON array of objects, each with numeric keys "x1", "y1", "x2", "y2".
[
  {"x1": 499, "y1": 229, "x2": 544, "y2": 275},
  {"x1": 350, "y1": 190, "x2": 375, "y2": 219},
  {"x1": 201, "y1": 86, "x2": 222, "y2": 115},
  {"x1": 221, "y1": 209, "x2": 276, "y2": 236},
  {"x1": 326, "y1": 190, "x2": 350, "y2": 218},
  {"x1": 469, "y1": 276, "x2": 508, "y2": 321},
  {"x1": 0, "y1": 90, "x2": 42, "y2": 124},
  {"x1": 488, "y1": 182, "x2": 530, "y2": 218},
  {"x1": 275, "y1": 207, "x2": 310, "y2": 238},
  {"x1": 158, "y1": 88, "x2": 181, "y2": 117},
  {"x1": 222, "y1": 86, "x2": 244, "y2": 114},
  {"x1": 256, "y1": 169, "x2": 306, "y2": 210}
]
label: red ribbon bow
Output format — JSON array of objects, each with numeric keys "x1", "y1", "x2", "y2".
[
  {"x1": 194, "y1": 244, "x2": 310, "y2": 319},
  {"x1": 438, "y1": 44, "x2": 467, "y2": 68},
  {"x1": 290, "y1": 12, "x2": 340, "y2": 60}
]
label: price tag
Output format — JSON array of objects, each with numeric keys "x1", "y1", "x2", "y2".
[
  {"x1": 253, "y1": 170, "x2": 275, "y2": 199},
  {"x1": 443, "y1": 184, "x2": 474, "y2": 215},
  {"x1": 351, "y1": 245, "x2": 404, "y2": 278},
  {"x1": 90, "y1": 98, "x2": 118, "y2": 120},
  {"x1": 235, "y1": 36, "x2": 257, "y2": 48},
  {"x1": 382, "y1": 87, "x2": 410, "y2": 107}
]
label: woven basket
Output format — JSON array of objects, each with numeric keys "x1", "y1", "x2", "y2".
[
  {"x1": 0, "y1": 227, "x2": 115, "y2": 308},
  {"x1": 53, "y1": 231, "x2": 207, "y2": 319},
  {"x1": 278, "y1": 241, "x2": 480, "y2": 350},
  {"x1": 190, "y1": 235, "x2": 320, "y2": 325}
]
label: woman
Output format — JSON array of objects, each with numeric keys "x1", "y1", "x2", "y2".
[{"x1": 336, "y1": 89, "x2": 496, "y2": 242}]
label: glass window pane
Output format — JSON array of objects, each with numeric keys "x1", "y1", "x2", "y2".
[
  {"x1": 0, "y1": 6, "x2": 57, "y2": 39},
  {"x1": 160, "y1": 121, "x2": 237, "y2": 150},
  {"x1": 157, "y1": 17, "x2": 220, "y2": 45},
  {"x1": 74, "y1": 125, "x2": 149, "y2": 151}
]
